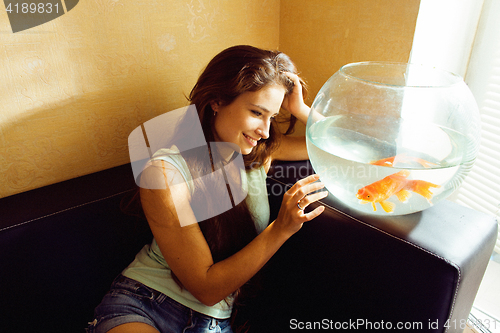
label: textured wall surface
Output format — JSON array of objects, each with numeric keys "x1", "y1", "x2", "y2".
[
  {"x1": 280, "y1": 0, "x2": 421, "y2": 135},
  {"x1": 0, "y1": 0, "x2": 419, "y2": 198},
  {"x1": 0, "y1": 0, "x2": 280, "y2": 198}
]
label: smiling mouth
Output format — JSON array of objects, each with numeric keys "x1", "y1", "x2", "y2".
[{"x1": 243, "y1": 133, "x2": 258, "y2": 146}]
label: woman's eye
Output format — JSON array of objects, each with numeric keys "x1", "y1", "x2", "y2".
[{"x1": 252, "y1": 110, "x2": 262, "y2": 116}]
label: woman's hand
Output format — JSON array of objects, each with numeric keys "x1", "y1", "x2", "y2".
[
  {"x1": 274, "y1": 174, "x2": 328, "y2": 238},
  {"x1": 281, "y1": 72, "x2": 311, "y2": 125}
]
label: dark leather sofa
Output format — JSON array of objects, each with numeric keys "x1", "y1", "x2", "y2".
[{"x1": 1, "y1": 160, "x2": 497, "y2": 333}]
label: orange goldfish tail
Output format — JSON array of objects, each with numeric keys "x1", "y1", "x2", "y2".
[
  {"x1": 393, "y1": 170, "x2": 411, "y2": 179},
  {"x1": 420, "y1": 160, "x2": 438, "y2": 168},
  {"x1": 409, "y1": 180, "x2": 441, "y2": 200},
  {"x1": 369, "y1": 156, "x2": 395, "y2": 167}
]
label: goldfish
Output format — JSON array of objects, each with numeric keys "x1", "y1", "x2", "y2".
[
  {"x1": 356, "y1": 170, "x2": 440, "y2": 213},
  {"x1": 369, "y1": 152, "x2": 437, "y2": 168}
]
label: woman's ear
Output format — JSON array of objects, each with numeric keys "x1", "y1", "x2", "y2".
[{"x1": 210, "y1": 100, "x2": 220, "y2": 113}]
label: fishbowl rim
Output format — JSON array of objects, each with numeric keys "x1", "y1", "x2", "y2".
[{"x1": 338, "y1": 61, "x2": 465, "y2": 89}]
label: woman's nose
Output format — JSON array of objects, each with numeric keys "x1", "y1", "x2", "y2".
[{"x1": 256, "y1": 121, "x2": 270, "y2": 139}]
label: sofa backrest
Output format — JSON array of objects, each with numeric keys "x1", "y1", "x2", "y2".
[{"x1": 0, "y1": 164, "x2": 152, "y2": 333}]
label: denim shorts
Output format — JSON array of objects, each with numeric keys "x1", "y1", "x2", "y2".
[{"x1": 87, "y1": 275, "x2": 233, "y2": 333}]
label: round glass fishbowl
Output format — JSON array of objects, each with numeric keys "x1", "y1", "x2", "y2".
[{"x1": 306, "y1": 62, "x2": 481, "y2": 215}]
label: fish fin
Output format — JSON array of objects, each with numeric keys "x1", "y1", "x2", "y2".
[
  {"x1": 395, "y1": 170, "x2": 411, "y2": 178},
  {"x1": 392, "y1": 153, "x2": 406, "y2": 166},
  {"x1": 369, "y1": 156, "x2": 395, "y2": 167},
  {"x1": 418, "y1": 159, "x2": 438, "y2": 168},
  {"x1": 395, "y1": 153, "x2": 437, "y2": 168},
  {"x1": 379, "y1": 200, "x2": 395, "y2": 213},
  {"x1": 372, "y1": 202, "x2": 377, "y2": 211},
  {"x1": 409, "y1": 180, "x2": 440, "y2": 200},
  {"x1": 393, "y1": 153, "x2": 416, "y2": 167},
  {"x1": 395, "y1": 189, "x2": 412, "y2": 203}
]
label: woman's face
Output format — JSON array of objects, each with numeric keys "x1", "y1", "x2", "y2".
[{"x1": 212, "y1": 85, "x2": 286, "y2": 155}]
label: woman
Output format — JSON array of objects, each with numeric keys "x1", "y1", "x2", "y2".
[{"x1": 88, "y1": 45, "x2": 328, "y2": 333}]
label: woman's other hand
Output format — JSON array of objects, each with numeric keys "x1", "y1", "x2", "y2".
[{"x1": 281, "y1": 72, "x2": 310, "y2": 125}]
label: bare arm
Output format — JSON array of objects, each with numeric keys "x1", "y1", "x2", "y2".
[
  {"x1": 272, "y1": 72, "x2": 325, "y2": 163},
  {"x1": 140, "y1": 160, "x2": 326, "y2": 306},
  {"x1": 272, "y1": 86, "x2": 309, "y2": 161},
  {"x1": 272, "y1": 135, "x2": 308, "y2": 162}
]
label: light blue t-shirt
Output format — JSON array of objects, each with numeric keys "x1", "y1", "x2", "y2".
[{"x1": 122, "y1": 147, "x2": 270, "y2": 319}]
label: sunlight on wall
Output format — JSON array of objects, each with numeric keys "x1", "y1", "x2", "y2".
[
  {"x1": 279, "y1": 0, "x2": 421, "y2": 136},
  {"x1": 409, "y1": 0, "x2": 484, "y2": 77},
  {"x1": 0, "y1": 0, "x2": 421, "y2": 198},
  {"x1": 0, "y1": 0, "x2": 280, "y2": 198}
]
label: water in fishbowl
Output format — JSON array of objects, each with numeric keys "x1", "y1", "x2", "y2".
[{"x1": 306, "y1": 116, "x2": 473, "y2": 215}]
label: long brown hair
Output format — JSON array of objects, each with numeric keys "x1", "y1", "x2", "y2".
[{"x1": 180, "y1": 45, "x2": 307, "y2": 325}]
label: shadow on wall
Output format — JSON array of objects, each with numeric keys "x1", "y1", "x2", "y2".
[{"x1": 0, "y1": 77, "x2": 173, "y2": 199}]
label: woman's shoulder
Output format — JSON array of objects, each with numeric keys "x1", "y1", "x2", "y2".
[
  {"x1": 139, "y1": 146, "x2": 194, "y2": 193},
  {"x1": 150, "y1": 145, "x2": 183, "y2": 165}
]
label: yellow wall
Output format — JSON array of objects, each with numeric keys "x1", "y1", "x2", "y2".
[
  {"x1": 280, "y1": 0, "x2": 421, "y2": 135},
  {"x1": 0, "y1": 0, "x2": 280, "y2": 198},
  {"x1": 0, "y1": 0, "x2": 419, "y2": 198}
]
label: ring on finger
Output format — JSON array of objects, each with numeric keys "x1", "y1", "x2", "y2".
[{"x1": 297, "y1": 201, "x2": 304, "y2": 211}]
